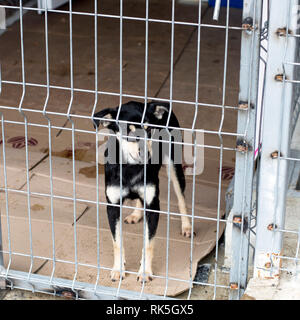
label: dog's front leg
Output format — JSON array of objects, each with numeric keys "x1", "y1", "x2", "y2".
[
  {"x1": 137, "y1": 197, "x2": 160, "y2": 283},
  {"x1": 107, "y1": 203, "x2": 126, "y2": 282}
]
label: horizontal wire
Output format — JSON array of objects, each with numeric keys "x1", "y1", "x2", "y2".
[
  {"x1": 0, "y1": 4, "x2": 243, "y2": 31},
  {"x1": 1, "y1": 79, "x2": 240, "y2": 110},
  {"x1": 2, "y1": 261, "x2": 230, "y2": 290},
  {"x1": 0, "y1": 186, "x2": 228, "y2": 223},
  {"x1": 0, "y1": 115, "x2": 244, "y2": 144}
]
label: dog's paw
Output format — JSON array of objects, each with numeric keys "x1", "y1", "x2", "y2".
[
  {"x1": 111, "y1": 269, "x2": 126, "y2": 282},
  {"x1": 124, "y1": 212, "x2": 143, "y2": 224},
  {"x1": 137, "y1": 272, "x2": 153, "y2": 284},
  {"x1": 181, "y1": 226, "x2": 195, "y2": 238}
]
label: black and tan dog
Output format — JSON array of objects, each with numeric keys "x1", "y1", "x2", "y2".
[{"x1": 93, "y1": 101, "x2": 192, "y2": 283}]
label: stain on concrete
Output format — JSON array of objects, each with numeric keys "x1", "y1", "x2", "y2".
[
  {"x1": 42, "y1": 148, "x2": 94, "y2": 162},
  {"x1": 31, "y1": 204, "x2": 45, "y2": 211},
  {"x1": 79, "y1": 165, "x2": 104, "y2": 178}
]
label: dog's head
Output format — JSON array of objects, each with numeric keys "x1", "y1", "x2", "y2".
[{"x1": 93, "y1": 101, "x2": 170, "y2": 164}]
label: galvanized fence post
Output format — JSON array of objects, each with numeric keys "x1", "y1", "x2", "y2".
[
  {"x1": 254, "y1": 0, "x2": 299, "y2": 280},
  {"x1": 0, "y1": 66, "x2": 4, "y2": 281},
  {"x1": 229, "y1": 0, "x2": 263, "y2": 300},
  {"x1": 0, "y1": 209, "x2": 3, "y2": 271}
]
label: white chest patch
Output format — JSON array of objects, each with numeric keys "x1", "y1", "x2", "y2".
[
  {"x1": 106, "y1": 185, "x2": 129, "y2": 204},
  {"x1": 133, "y1": 184, "x2": 156, "y2": 206}
]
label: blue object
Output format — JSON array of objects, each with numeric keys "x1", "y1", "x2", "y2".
[{"x1": 208, "y1": 0, "x2": 243, "y2": 9}]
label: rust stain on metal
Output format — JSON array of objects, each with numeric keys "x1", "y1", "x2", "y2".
[
  {"x1": 236, "y1": 140, "x2": 249, "y2": 152},
  {"x1": 233, "y1": 216, "x2": 242, "y2": 224},
  {"x1": 270, "y1": 151, "x2": 282, "y2": 159},
  {"x1": 238, "y1": 102, "x2": 249, "y2": 110},
  {"x1": 275, "y1": 74, "x2": 284, "y2": 82},
  {"x1": 230, "y1": 283, "x2": 238, "y2": 290},
  {"x1": 276, "y1": 27, "x2": 292, "y2": 36},
  {"x1": 267, "y1": 223, "x2": 277, "y2": 231}
]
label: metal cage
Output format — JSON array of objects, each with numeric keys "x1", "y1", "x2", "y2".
[{"x1": 0, "y1": 0, "x2": 299, "y2": 301}]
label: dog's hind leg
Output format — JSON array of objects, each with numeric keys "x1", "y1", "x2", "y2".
[
  {"x1": 168, "y1": 162, "x2": 192, "y2": 238},
  {"x1": 124, "y1": 199, "x2": 143, "y2": 224},
  {"x1": 106, "y1": 201, "x2": 126, "y2": 281},
  {"x1": 137, "y1": 197, "x2": 160, "y2": 283}
]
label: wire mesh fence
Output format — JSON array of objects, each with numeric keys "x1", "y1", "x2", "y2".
[{"x1": 1, "y1": 0, "x2": 298, "y2": 301}]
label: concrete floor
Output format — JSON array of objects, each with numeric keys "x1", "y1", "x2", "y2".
[{"x1": 0, "y1": 0, "x2": 243, "y2": 300}]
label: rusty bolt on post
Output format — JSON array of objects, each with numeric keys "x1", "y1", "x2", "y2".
[
  {"x1": 270, "y1": 151, "x2": 283, "y2": 159},
  {"x1": 242, "y1": 17, "x2": 254, "y2": 34},
  {"x1": 233, "y1": 216, "x2": 242, "y2": 224},
  {"x1": 230, "y1": 283, "x2": 239, "y2": 290},
  {"x1": 275, "y1": 74, "x2": 284, "y2": 82},
  {"x1": 267, "y1": 223, "x2": 277, "y2": 231},
  {"x1": 276, "y1": 27, "x2": 292, "y2": 37},
  {"x1": 236, "y1": 139, "x2": 249, "y2": 153},
  {"x1": 238, "y1": 101, "x2": 254, "y2": 110}
]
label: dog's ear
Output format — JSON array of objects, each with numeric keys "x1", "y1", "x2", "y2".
[
  {"x1": 148, "y1": 102, "x2": 170, "y2": 120},
  {"x1": 93, "y1": 108, "x2": 117, "y2": 129}
]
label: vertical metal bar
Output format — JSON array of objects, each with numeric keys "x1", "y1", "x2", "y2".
[
  {"x1": 229, "y1": 0, "x2": 263, "y2": 299},
  {"x1": 18, "y1": 0, "x2": 35, "y2": 283},
  {"x1": 254, "y1": 0, "x2": 298, "y2": 280},
  {"x1": 91, "y1": 0, "x2": 101, "y2": 294},
  {"x1": 0, "y1": 113, "x2": 12, "y2": 278},
  {"x1": 0, "y1": 216, "x2": 3, "y2": 273},
  {"x1": 163, "y1": 0, "x2": 176, "y2": 298},
  {"x1": 139, "y1": 0, "x2": 149, "y2": 299},
  {"x1": 115, "y1": 0, "x2": 124, "y2": 297},
  {"x1": 41, "y1": 0, "x2": 56, "y2": 285},
  {"x1": 66, "y1": 0, "x2": 78, "y2": 296},
  {"x1": 187, "y1": 0, "x2": 202, "y2": 300},
  {"x1": 213, "y1": 0, "x2": 230, "y2": 300}
]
